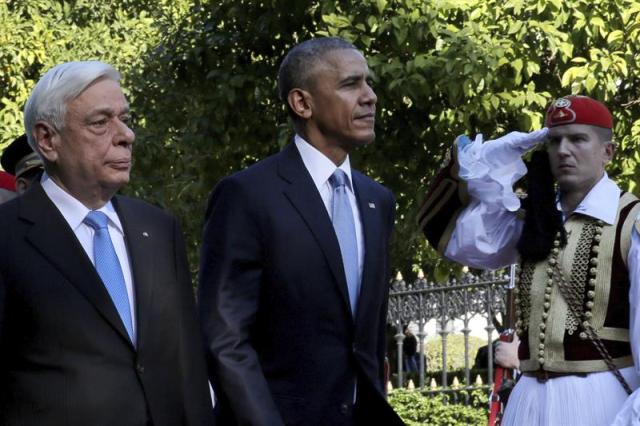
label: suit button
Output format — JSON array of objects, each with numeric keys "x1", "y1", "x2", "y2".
[
  {"x1": 136, "y1": 363, "x2": 145, "y2": 374},
  {"x1": 340, "y1": 403, "x2": 349, "y2": 415},
  {"x1": 352, "y1": 343, "x2": 357, "y2": 354}
]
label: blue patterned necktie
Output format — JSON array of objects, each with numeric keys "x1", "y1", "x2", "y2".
[
  {"x1": 329, "y1": 169, "x2": 361, "y2": 317},
  {"x1": 84, "y1": 211, "x2": 135, "y2": 344}
]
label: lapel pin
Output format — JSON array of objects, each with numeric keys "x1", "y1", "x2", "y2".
[
  {"x1": 142, "y1": 232, "x2": 149, "y2": 238},
  {"x1": 368, "y1": 202, "x2": 376, "y2": 209}
]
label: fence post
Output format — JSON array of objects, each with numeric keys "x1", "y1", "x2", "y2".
[
  {"x1": 416, "y1": 270, "x2": 427, "y2": 389},
  {"x1": 462, "y1": 288, "x2": 471, "y2": 404},
  {"x1": 486, "y1": 284, "x2": 496, "y2": 387},
  {"x1": 439, "y1": 288, "x2": 449, "y2": 397},
  {"x1": 395, "y1": 323, "x2": 404, "y2": 389}
]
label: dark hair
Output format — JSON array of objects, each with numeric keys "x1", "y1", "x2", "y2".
[
  {"x1": 277, "y1": 37, "x2": 357, "y2": 119},
  {"x1": 517, "y1": 151, "x2": 567, "y2": 262}
]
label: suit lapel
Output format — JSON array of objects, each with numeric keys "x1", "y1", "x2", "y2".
[
  {"x1": 277, "y1": 143, "x2": 353, "y2": 317},
  {"x1": 112, "y1": 195, "x2": 155, "y2": 352},
  {"x1": 19, "y1": 183, "x2": 133, "y2": 347},
  {"x1": 352, "y1": 172, "x2": 381, "y2": 326}
]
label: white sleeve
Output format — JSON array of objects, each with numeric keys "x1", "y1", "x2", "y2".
[
  {"x1": 627, "y1": 225, "x2": 640, "y2": 375},
  {"x1": 442, "y1": 133, "x2": 531, "y2": 269},
  {"x1": 445, "y1": 202, "x2": 522, "y2": 269}
]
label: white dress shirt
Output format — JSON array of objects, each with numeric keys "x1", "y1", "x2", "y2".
[
  {"x1": 40, "y1": 173, "x2": 137, "y2": 339},
  {"x1": 294, "y1": 134, "x2": 365, "y2": 279}
]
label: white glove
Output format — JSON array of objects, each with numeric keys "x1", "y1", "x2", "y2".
[
  {"x1": 455, "y1": 128, "x2": 548, "y2": 212},
  {"x1": 481, "y1": 128, "x2": 549, "y2": 168}
]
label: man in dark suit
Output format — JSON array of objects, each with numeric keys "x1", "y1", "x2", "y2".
[
  {"x1": 199, "y1": 37, "x2": 403, "y2": 425},
  {"x1": 0, "y1": 61, "x2": 214, "y2": 425}
]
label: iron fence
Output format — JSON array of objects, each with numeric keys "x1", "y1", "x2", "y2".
[{"x1": 387, "y1": 267, "x2": 512, "y2": 402}]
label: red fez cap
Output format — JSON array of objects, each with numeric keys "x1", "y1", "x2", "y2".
[
  {"x1": 545, "y1": 95, "x2": 612, "y2": 129},
  {"x1": 0, "y1": 171, "x2": 16, "y2": 192}
]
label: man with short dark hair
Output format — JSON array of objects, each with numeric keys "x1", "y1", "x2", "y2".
[
  {"x1": 199, "y1": 37, "x2": 403, "y2": 425},
  {"x1": 0, "y1": 61, "x2": 214, "y2": 425},
  {"x1": 418, "y1": 95, "x2": 640, "y2": 425}
]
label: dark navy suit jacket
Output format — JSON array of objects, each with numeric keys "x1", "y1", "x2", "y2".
[
  {"x1": 199, "y1": 143, "x2": 400, "y2": 425},
  {"x1": 0, "y1": 182, "x2": 214, "y2": 426}
]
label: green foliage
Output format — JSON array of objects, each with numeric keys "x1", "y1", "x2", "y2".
[
  {"x1": 3, "y1": 0, "x2": 640, "y2": 277},
  {"x1": 389, "y1": 389, "x2": 487, "y2": 426},
  {"x1": 0, "y1": 0, "x2": 167, "y2": 145},
  {"x1": 425, "y1": 334, "x2": 485, "y2": 372}
]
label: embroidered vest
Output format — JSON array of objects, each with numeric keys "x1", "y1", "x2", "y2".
[{"x1": 517, "y1": 192, "x2": 640, "y2": 373}]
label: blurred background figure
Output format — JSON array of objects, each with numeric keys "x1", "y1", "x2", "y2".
[
  {"x1": 1, "y1": 134, "x2": 44, "y2": 195},
  {"x1": 402, "y1": 324, "x2": 419, "y2": 374}
]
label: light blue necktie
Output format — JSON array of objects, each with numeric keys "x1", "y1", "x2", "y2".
[
  {"x1": 329, "y1": 169, "x2": 361, "y2": 317},
  {"x1": 84, "y1": 211, "x2": 135, "y2": 344}
]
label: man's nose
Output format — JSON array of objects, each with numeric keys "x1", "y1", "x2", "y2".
[
  {"x1": 556, "y1": 138, "x2": 570, "y2": 155},
  {"x1": 362, "y1": 82, "x2": 377, "y2": 105},
  {"x1": 114, "y1": 119, "x2": 135, "y2": 146}
]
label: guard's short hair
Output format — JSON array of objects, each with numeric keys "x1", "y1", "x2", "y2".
[
  {"x1": 277, "y1": 37, "x2": 358, "y2": 119},
  {"x1": 24, "y1": 61, "x2": 120, "y2": 152},
  {"x1": 593, "y1": 126, "x2": 613, "y2": 144}
]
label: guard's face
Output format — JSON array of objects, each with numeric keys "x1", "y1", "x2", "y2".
[
  {"x1": 546, "y1": 124, "x2": 614, "y2": 194},
  {"x1": 306, "y1": 49, "x2": 377, "y2": 152},
  {"x1": 53, "y1": 78, "x2": 134, "y2": 193}
]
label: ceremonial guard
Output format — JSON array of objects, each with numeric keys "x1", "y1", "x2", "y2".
[{"x1": 418, "y1": 96, "x2": 640, "y2": 425}]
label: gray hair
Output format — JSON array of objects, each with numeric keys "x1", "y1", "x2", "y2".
[
  {"x1": 277, "y1": 37, "x2": 358, "y2": 119},
  {"x1": 24, "y1": 61, "x2": 120, "y2": 151}
]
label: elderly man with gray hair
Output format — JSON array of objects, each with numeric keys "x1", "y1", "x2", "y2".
[{"x1": 0, "y1": 61, "x2": 214, "y2": 425}]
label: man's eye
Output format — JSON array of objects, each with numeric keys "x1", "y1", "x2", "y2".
[{"x1": 92, "y1": 119, "x2": 108, "y2": 127}]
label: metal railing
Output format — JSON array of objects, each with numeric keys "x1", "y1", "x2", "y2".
[{"x1": 387, "y1": 268, "x2": 511, "y2": 402}]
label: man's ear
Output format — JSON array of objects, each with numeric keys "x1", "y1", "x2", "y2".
[
  {"x1": 33, "y1": 122, "x2": 59, "y2": 163},
  {"x1": 604, "y1": 141, "x2": 616, "y2": 164},
  {"x1": 287, "y1": 88, "x2": 312, "y2": 120},
  {"x1": 15, "y1": 177, "x2": 29, "y2": 195}
]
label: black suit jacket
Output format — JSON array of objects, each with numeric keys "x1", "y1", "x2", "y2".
[
  {"x1": 0, "y1": 182, "x2": 214, "y2": 426},
  {"x1": 199, "y1": 143, "x2": 401, "y2": 425}
]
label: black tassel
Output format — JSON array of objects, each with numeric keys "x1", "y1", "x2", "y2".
[{"x1": 517, "y1": 151, "x2": 567, "y2": 262}]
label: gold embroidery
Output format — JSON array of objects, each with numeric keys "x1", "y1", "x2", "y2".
[
  {"x1": 562, "y1": 219, "x2": 602, "y2": 334},
  {"x1": 515, "y1": 262, "x2": 535, "y2": 336}
]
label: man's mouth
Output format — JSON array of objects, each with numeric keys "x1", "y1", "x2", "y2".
[
  {"x1": 108, "y1": 160, "x2": 131, "y2": 170},
  {"x1": 354, "y1": 113, "x2": 375, "y2": 122}
]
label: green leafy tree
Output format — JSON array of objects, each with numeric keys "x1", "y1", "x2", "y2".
[
  {"x1": 129, "y1": 0, "x2": 640, "y2": 277},
  {"x1": 0, "y1": 0, "x2": 173, "y2": 143},
  {"x1": 3, "y1": 0, "x2": 640, "y2": 279}
]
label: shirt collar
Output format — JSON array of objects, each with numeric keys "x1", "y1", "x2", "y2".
[
  {"x1": 294, "y1": 134, "x2": 353, "y2": 191},
  {"x1": 40, "y1": 173, "x2": 124, "y2": 234},
  {"x1": 557, "y1": 173, "x2": 620, "y2": 225}
]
